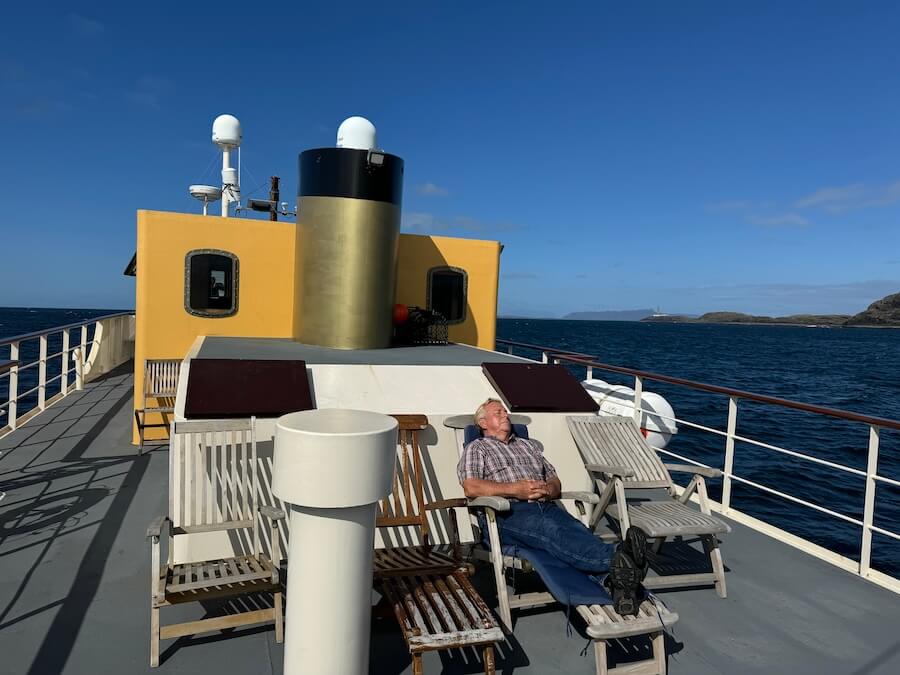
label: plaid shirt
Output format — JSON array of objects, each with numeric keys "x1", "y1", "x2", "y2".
[{"x1": 457, "y1": 434, "x2": 558, "y2": 485}]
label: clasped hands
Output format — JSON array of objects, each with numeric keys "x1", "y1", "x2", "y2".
[{"x1": 515, "y1": 479, "x2": 555, "y2": 502}]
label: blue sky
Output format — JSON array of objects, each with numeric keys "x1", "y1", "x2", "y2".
[{"x1": 1, "y1": 2, "x2": 899, "y2": 317}]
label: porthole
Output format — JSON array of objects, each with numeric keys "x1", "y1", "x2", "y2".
[
  {"x1": 184, "y1": 250, "x2": 239, "y2": 318},
  {"x1": 427, "y1": 266, "x2": 467, "y2": 324}
]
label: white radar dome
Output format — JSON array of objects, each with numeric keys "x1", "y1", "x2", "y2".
[
  {"x1": 336, "y1": 116, "x2": 377, "y2": 150},
  {"x1": 189, "y1": 185, "x2": 222, "y2": 201},
  {"x1": 212, "y1": 114, "x2": 242, "y2": 148}
]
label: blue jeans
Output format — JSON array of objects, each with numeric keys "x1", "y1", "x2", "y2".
[{"x1": 491, "y1": 501, "x2": 614, "y2": 573}]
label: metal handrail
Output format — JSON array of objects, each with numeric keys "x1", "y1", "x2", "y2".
[
  {"x1": 553, "y1": 352, "x2": 900, "y2": 431},
  {"x1": 590, "y1": 394, "x2": 871, "y2": 478},
  {"x1": 0, "y1": 311, "x2": 132, "y2": 348},
  {"x1": 1, "y1": 312, "x2": 133, "y2": 435},
  {"x1": 6, "y1": 341, "x2": 96, "y2": 373},
  {"x1": 498, "y1": 339, "x2": 597, "y2": 360},
  {"x1": 496, "y1": 337, "x2": 900, "y2": 587}
]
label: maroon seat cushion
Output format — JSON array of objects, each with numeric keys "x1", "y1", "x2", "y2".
[
  {"x1": 481, "y1": 362, "x2": 599, "y2": 413},
  {"x1": 184, "y1": 359, "x2": 314, "y2": 418}
]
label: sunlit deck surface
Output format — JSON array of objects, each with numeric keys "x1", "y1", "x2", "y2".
[
  {"x1": 2, "y1": 364, "x2": 899, "y2": 674},
  {"x1": 195, "y1": 335, "x2": 530, "y2": 366}
]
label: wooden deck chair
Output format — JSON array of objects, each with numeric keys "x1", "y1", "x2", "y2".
[
  {"x1": 135, "y1": 359, "x2": 181, "y2": 452},
  {"x1": 448, "y1": 420, "x2": 679, "y2": 675},
  {"x1": 147, "y1": 418, "x2": 285, "y2": 667},
  {"x1": 374, "y1": 414, "x2": 503, "y2": 675},
  {"x1": 567, "y1": 415, "x2": 731, "y2": 598}
]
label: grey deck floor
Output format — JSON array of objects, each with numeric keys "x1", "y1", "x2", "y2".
[
  {"x1": 1, "y1": 365, "x2": 899, "y2": 674},
  {"x1": 196, "y1": 336, "x2": 530, "y2": 366}
]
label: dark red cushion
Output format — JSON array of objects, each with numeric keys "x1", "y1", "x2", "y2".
[
  {"x1": 185, "y1": 359, "x2": 313, "y2": 418},
  {"x1": 481, "y1": 362, "x2": 599, "y2": 413}
]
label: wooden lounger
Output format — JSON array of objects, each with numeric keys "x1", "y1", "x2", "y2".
[{"x1": 374, "y1": 414, "x2": 503, "y2": 675}]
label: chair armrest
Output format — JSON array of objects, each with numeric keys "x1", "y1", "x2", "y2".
[
  {"x1": 146, "y1": 516, "x2": 170, "y2": 538},
  {"x1": 665, "y1": 464, "x2": 722, "y2": 478},
  {"x1": 559, "y1": 491, "x2": 600, "y2": 504},
  {"x1": 443, "y1": 414, "x2": 473, "y2": 430},
  {"x1": 585, "y1": 463, "x2": 635, "y2": 478},
  {"x1": 467, "y1": 496, "x2": 511, "y2": 512},
  {"x1": 425, "y1": 498, "x2": 469, "y2": 510},
  {"x1": 259, "y1": 505, "x2": 286, "y2": 521}
]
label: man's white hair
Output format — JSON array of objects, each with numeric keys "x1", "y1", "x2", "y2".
[{"x1": 474, "y1": 398, "x2": 504, "y2": 427}]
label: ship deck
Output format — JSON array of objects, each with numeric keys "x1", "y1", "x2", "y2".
[
  {"x1": 193, "y1": 335, "x2": 531, "y2": 365},
  {"x1": 2, "y1": 364, "x2": 899, "y2": 674}
]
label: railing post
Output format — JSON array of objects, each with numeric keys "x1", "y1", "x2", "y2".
[
  {"x1": 76, "y1": 325, "x2": 88, "y2": 390},
  {"x1": 541, "y1": 351, "x2": 549, "y2": 364},
  {"x1": 860, "y1": 424, "x2": 880, "y2": 577},
  {"x1": 8, "y1": 341, "x2": 19, "y2": 430},
  {"x1": 506, "y1": 345, "x2": 513, "y2": 355},
  {"x1": 632, "y1": 375, "x2": 643, "y2": 425},
  {"x1": 38, "y1": 334, "x2": 48, "y2": 410},
  {"x1": 61, "y1": 329, "x2": 69, "y2": 396},
  {"x1": 586, "y1": 365, "x2": 593, "y2": 381},
  {"x1": 721, "y1": 396, "x2": 739, "y2": 513}
]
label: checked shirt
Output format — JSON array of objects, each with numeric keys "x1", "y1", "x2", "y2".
[{"x1": 457, "y1": 434, "x2": 558, "y2": 485}]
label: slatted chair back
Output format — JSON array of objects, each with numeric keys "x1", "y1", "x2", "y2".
[
  {"x1": 376, "y1": 414, "x2": 432, "y2": 545},
  {"x1": 169, "y1": 418, "x2": 260, "y2": 553},
  {"x1": 144, "y1": 359, "x2": 181, "y2": 401},
  {"x1": 567, "y1": 415, "x2": 672, "y2": 489}
]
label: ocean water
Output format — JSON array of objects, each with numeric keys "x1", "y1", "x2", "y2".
[
  {"x1": 2, "y1": 309, "x2": 897, "y2": 576},
  {"x1": 0, "y1": 307, "x2": 121, "y2": 420},
  {"x1": 498, "y1": 318, "x2": 900, "y2": 577}
]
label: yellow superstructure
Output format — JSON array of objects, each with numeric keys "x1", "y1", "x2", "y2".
[{"x1": 132, "y1": 209, "x2": 501, "y2": 443}]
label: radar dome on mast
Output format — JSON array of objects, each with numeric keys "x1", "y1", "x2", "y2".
[
  {"x1": 212, "y1": 114, "x2": 242, "y2": 148},
  {"x1": 208, "y1": 114, "x2": 242, "y2": 217},
  {"x1": 336, "y1": 116, "x2": 376, "y2": 150}
]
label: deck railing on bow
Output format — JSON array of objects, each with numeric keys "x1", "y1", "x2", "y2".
[
  {"x1": 496, "y1": 337, "x2": 900, "y2": 593},
  {"x1": 0, "y1": 312, "x2": 134, "y2": 437}
]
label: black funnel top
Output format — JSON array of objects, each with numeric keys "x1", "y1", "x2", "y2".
[{"x1": 298, "y1": 148, "x2": 403, "y2": 206}]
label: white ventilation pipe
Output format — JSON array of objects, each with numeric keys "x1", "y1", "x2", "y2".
[{"x1": 273, "y1": 409, "x2": 397, "y2": 675}]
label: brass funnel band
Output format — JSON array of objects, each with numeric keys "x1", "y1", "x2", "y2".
[{"x1": 294, "y1": 196, "x2": 400, "y2": 349}]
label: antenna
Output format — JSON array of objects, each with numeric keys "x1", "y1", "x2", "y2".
[
  {"x1": 189, "y1": 185, "x2": 222, "y2": 215},
  {"x1": 212, "y1": 114, "x2": 242, "y2": 217}
]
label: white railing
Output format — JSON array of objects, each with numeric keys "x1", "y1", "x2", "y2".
[
  {"x1": 498, "y1": 338, "x2": 900, "y2": 592},
  {"x1": 0, "y1": 312, "x2": 135, "y2": 438}
]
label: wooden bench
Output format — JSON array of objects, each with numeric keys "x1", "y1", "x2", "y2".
[
  {"x1": 148, "y1": 418, "x2": 284, "y2": 667},
  {"x1": 381, "y1": 570, "x2": 503, "y2": 675},
  {"x1": 578, "y1": 599, "x2": 679, "y2": 675},
  {"x1": 374, "y1": 414, "x2": 503, "y2": 675},
  {"x1": 135, "y1": 359, "x2": 181, "y2": 452}
]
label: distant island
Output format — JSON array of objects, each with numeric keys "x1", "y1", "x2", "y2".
[
  {"x1": 642, "y1": 312, "x2": 849, "y2": 326},
  {"x1": 641, "y1": 291, "x2": 900, "y2": 328},
  {"x1": 500, "y1": 291, "x2": 900, "y2": 327}
]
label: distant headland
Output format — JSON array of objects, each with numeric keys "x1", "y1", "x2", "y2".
[
  {"x1": 640, "y1": 291, "x2": 900, "y2": 328},
  {"x1": 502, "y1": 291, "x2": 900, "y2": 327}
]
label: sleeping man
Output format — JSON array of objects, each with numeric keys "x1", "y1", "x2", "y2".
[{"x1": 457, "y1": 397, "x2": 647, "y2": 614}]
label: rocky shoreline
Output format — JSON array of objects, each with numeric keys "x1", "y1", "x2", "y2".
[{"x1": 641, "y1": 292, "x2": 900, "y2": 328}]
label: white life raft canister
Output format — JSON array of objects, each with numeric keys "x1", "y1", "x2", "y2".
[{"x1": 581, "y1": 378, "x2": 678, "y2": 449}]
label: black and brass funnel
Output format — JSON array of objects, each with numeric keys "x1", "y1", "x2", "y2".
[{"x1": 294, "y1": 146, "x2": 403, "y2": 349}]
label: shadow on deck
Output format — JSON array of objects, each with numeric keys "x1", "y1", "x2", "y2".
[{"x1": 1, "y1": 364, "x2": 899, "y2": 674}]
